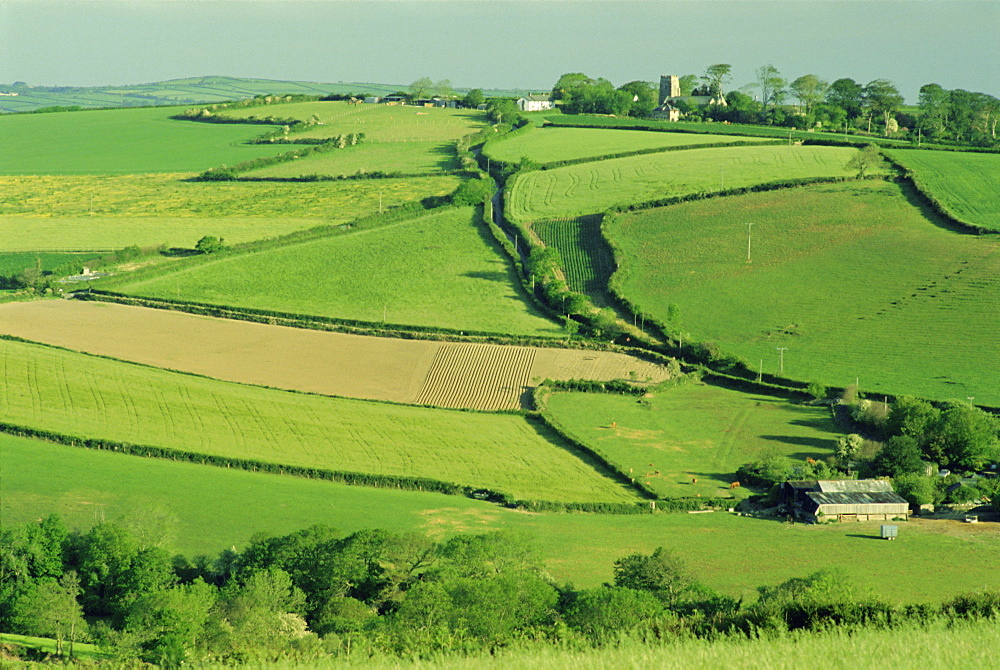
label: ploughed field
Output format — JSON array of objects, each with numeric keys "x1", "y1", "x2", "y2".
[
  {"x1": 105, "y1": 207, "x2": 564, "y2": 336},
  {"x1": 0, "y1": 174, "x2": 462, "y2": 250},
  {"x1": 606, "y1": 180, "x2": 1000, "y2": 404},
  {"x1": 482, "y1": 126, "x2": 758, "y2": 165},
  {"x1": 0, "y1": 337, "x2": 636, "y2": 503},
  {"x1": 0, "y1": 300, "x2": 672, "y2": 411},
  {"x1": 505, "y1": 144, "x2": 874, "y2": 222},
  {"x1": 887, "y1": 148, "x2": 1000, "y2": 231},
  {"x1": 544, "y1": 383, "x2": 839, "y2": 498},
  {"x1": 8, "y1": 433, "x2": 1000, "y2": 603}
]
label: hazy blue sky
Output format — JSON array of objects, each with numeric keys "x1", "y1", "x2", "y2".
[{"x1": 2, "y1": 1, "x2": 997, "y2": 101}]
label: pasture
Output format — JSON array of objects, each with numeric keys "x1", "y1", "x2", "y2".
[
  {"x1": 110, "y1": 207, "x2": 564, "y2": 336},
  {"x1": 887, "y1": 149, "x2": 1000, "y2": 231},
  {"x1": 246, "y1": 140, "x2": 461, "y2": 176},
  {"x1": 217, "y1": 100, "x2": 485, "y2": 143},
  {"x1": 606, "y1": 180, "x2": 1000, "y2": 404},
  {"x1": 506, "y1": 145, "x2": 874, "y2": 222},
  {"x1": 7, "y1": 434, "x2": 1000, "y2": 602},
  {"x1": 0, "y1": 301, "x2": 671, "y2": 411},
  {"x1": 544, "y1": 383, "x2": 839, "y2": 498},
  {"x1": 0, "y1": 337, "x2": 635, "y2": 502},
  {"x1": 0, "y1": 174, "x2": 462, "y2": 250},
  {"x1": 0, "y1": 106, "x2": 292, "y2": 174},
  {"x1": 483, "y1": 126, "x2": 756, "y2": 164}
]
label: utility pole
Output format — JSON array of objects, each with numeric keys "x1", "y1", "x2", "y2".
[
  {"x1": 758, "y1": 359, "x2": 763, "y2": 382},
  {"x1": 720, "y1": 166, "x2": 724, "y2": 190},
  {"x1": 776, "y1": 347, "x2": 787, "y2": 374},
  {"x1": 746, "y1": 222, "x2": 754, "y2": 263}
]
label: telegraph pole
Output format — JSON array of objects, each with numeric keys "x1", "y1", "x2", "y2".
[
  {"x1": 776, "y1": 347, "x2": 787, "y2": 374},
  {"x1": 746, "y1": 222, "x2": 754, "y2": 263}
]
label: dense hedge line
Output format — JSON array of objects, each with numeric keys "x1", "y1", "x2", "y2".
[
  {"x1": 195, "y1": 133, "x2": 366, "y2": 181},
  {"x1": 881, "y1": 157, "x2": 994, "y2": 235}
]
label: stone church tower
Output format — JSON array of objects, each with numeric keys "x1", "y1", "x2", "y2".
[{"x1": 659, "y1": 75, "x2": 680, "y2": 104}]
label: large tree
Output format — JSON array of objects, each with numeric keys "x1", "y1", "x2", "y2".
[
  {"x1": 408, "y1": 76, "x2": 433, "y2": 100},
  {"x1": 917, "y1": 83, "x2": 949, "y2": 139},
  {"x1": 701, "y1": 63, "x2": 732, "y2": 98},
  {"x1": 790, "y1": 74, "x2": 828, "y2": 115},
  {"x1": 753, "y1": 64, "x2": 786, "y2": 121},
  {"x1": 862, "y1": 79, "x2": 904, "y2": 136},
  {"x1": 826, "y1": 78, "x2": 864, "y2": 119},
  {"x1": 618, "y1": 80, "x2": 657, "y2": 116}
]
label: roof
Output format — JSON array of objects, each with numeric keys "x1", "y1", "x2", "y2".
[
  {"x1": 785, "y1": 480, "x2": 818, "y2": 491},
  {"x1": 806, "y1": 491, "x2": 909, "y2": 507},
  {"x1": 522, "y1": 94, "x2": 551, "y2": 101},
  {"x1": 816, "y1": 480, "x2": 895, "y2": 493}
]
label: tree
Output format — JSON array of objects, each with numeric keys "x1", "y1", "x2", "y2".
[
  {"x1": 917, "y1": 83, "x2": 949, "y2": 139},
  {"x1": 826, "y1": 78, "x2": 864, "y2": 120},
  {"x1": 790, "y1": 74, "x2": 828, "y2": 115},
  {"x1": 702, "y1": 64, "x2": 732, "y2": 98},
  {"x1": 12, "y1": 572, "x2": 86, "y2": 656},
  {"x1": 873, "y1": 435, "x2": 926, "y2": 477},
  {"x1": 677, "y1": 74, "x2": 699, "y2": 96},
  {"x1": 806, "y1": 381, "x2": 827, "y2": 402},
  {"x1": 433, "y1": 79, "x2": 453, "y2": 99},
  {"x1": 835, "y1": 434, "x2": 863, "y2": 461},
  {"x1": 408, "y1": 76, "x2": 433, "y2": 100},
  {"x1": 551, "y1": 72, "x2": 593, "y2": 101},
  {"x1": 893, "y1": 473, "x2": 940, "y2": 507},
  {"x1": 929, "y1": 402, "x2": 999, "y2": 470},
  {"x1": 862, "y1": 79, "x2": 904, "y2": 136},
  {"x1": 613, "y1": 547, "x2": 696, "y2": 607},
  {"x1": 124, "y1": 580, "x2": 216, "y2": 666},
  {"x1": 565, "y1": 586, "x2": 665, "y2": 642},
  {"x1": 462, "y1": 88, "x2": 484, "y2": 108},
  {"x1": 195, "y1": 236, "x2": 225, "y2": 254},
  {"x1": 752, "y1": 65, "x2": 786, "y2": 122},
  {"x1": 618, "y1": 80, "x2": 657, "y2": 117},
  {"x1": 844, "y1": 143, "x2": 886, "y2": 178},
  {"x1": 485, "y1": 97, "x2": 520, "y2": 125}
]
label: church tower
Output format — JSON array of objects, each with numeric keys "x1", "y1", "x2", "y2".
[{"x1": 659, "y1": 75, "x2": 680, "y2": 103}]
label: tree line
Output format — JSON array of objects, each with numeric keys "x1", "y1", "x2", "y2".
[
  {"x1": 549, "y1": 64, "x2": 999, "y2": 146},
  {"x1": 3, "y1": 516, "x2": 999, "y2": 665}
]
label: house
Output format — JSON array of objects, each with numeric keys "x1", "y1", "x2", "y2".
[
  {"x1": 649, "y1": 103, "x2": 680, "y2": 121},
  {"x1": 517, "y1": 94, "x2": 553, "y2": 112},
  {"x1": 781, "y1": 479, "x2": 910, "y2": 523}
]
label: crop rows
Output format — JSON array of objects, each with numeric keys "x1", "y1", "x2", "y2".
[
  {"x1": 414, "y1": 343, "x2": 536, "y2": 410},
  {"x1": 533, "y1": 215, "x2": 614, "y2": 302},
  {"x1": 0, "y1": 338, "x2": 635, "y2": 502}
]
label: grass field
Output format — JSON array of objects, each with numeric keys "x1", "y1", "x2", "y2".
[
  {"x1": 0, "y1": 174, "x2": 462, "y2": 250},
  {"x1": 6, "y1": 434, "x2": 1000, "y2": 602},
  {"x1": 533, "y1": 216, "x2": 615, "y2": 303},
  {"x1": 218, "y1": 101, "x2": 485, "y2": 143},
  {"x1": 483, "y1": 126, "x2": 757, "y2": 164},
  {"x1": 0, "y1": 338, "x2": 634, "y2": 503},
  {"x1": 0, "y1": 106, "x2": 294, "y2": 174},
  {"x1": 0, "y1": 251, "x2": 103, "y2": 275},
  {"x1": 544, "y1": 383, "x2": 839, "y2": 498},
  {"x1": 606, "y1": 180, "x2": 1000, "y2": 404},
  {"x1": 506, "y1": 145, "x2": 875, "y2": 222},
  {"x1": 887, "y1": 149, "x2": 1000, "y2": 231},
  {"x1": 247, "y1": 140, "x2": 461, "y2": 176},
  {"x1": 110, "y1": 207, "x2": 563, "y2": 335},
  {"x1": 0, "y1": 301, "x2": 670, "y2": 411}
]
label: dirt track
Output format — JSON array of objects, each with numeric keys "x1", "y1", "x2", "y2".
[{"x1": 0, "y1": 300, "x2": 671, "y2": 410}]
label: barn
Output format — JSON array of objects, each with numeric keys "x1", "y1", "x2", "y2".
[{"x1": 782, "y1": 479, "x2": 910, "y2": 523}]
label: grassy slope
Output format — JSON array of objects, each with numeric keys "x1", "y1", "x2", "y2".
[
  {"x1": 887, "y1": 149, "x2": 1000, "y2": 231},
  {"x1": 0, "y1": 106, "x2": 292, "y2": 174},
  {"x1": 248, "y1": 141, "x2": 460, "y2": 176},
  {"x1": 506, "y1": 145, "x2": 871, "y2": 222},
  {"x1": 113, "y1": 207, "x2": 562, "y2": 335},
  {"x1": 607, "y1": 180, "x2": 1000, "y2": 404},
  {"x1": 544, "y1": 383, "x2": 840, "y2": 498},
  {"x1": 7, "y1": 434, "x2": 1000, "y2": 602},
  {"x1": 0, "y1": 338, "x2": 632, "y2": 502},
  {"x1": 0, "y1": 174, "x2": 462, "y2": 250},
  {"x1": 483, "y1": 126, "x2": 756, "y2": 164}
]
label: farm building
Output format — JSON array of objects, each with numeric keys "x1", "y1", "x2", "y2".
[
  {"x1": 781, "y1": 479, "x2": 910, "y2": 523},
  {"x1": 517, "y1": 94, "x2": 553, "y2": 112}
]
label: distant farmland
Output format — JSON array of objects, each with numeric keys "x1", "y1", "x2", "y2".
[
  {"x1": 0, "y1": 106, "x2": 292, "y2": 174},
  {"x1": 606, "y1": 180, "x2": 1000, "y2": 404},
  {"x1": 0, "y1": 338, "x2": 636, "y2": 503},
  {"x1": 247, "y1": 141, "x2": 461, "y2": 176},
  {"x1": 506, "y1": 145, "x2": 872, "y2": 222},
  {"x1": 109, "y1": 207, "x2": 563, "y2": 336},
  {"x1": 544, "y1": 383, "x2": 839, "y2": 498},
  {"x1": 887, "y1": 149, "x2": 1000, "y2": 231},
  {"x1": 483, "y1": 126, "x2": 756, "y2": 165}
]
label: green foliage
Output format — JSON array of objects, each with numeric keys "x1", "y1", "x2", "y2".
[
  {"x1": 564, "y1": 586, "x2": 665, "y2": 643},
  {"x1": 194, "y1": 235, "x2": 225, "y2": 254},
  {"x1": 450, "y1": 175, "x2": 495, "y2": 205},
  {"x1": 873, "y1": 435, "x2": 927, "y2": 477},
  {"x1": 845, "y1": 143, "x2": 888, "y2": 178},
  {"x1": 807, "y1": 381, "x2": 828, "y2": 402},
  {"x1": 893, "y1": 473, "x2": 941, "y2": 507},
  {"x1": 614, "y1": 547, "x2": 697, "y2": 607}
]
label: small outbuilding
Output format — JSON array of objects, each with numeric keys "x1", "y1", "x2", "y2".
[{"x1": 517, "y1": 94, "x2": 553, "y2": 112}]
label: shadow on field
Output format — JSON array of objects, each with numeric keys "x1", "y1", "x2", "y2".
[
  {"x1": 429, "y1": 143, "x2": 460, "y2": 171},
  {"x1": 759, "y1": 434, "x2": 833, "y2": 450},
  {"x1": 788, "y1": 417, "x2": 837, "y2": 430},
  {"x1": 846, "y1": 534, "x2": 886, "y2": 541},
  {"x1": 897, "y1": 180, "x2": 977, "y2": 235},
  {"x1": 462, "y1": 270, "x2": 509, "y2": 283},
  {"x1": 161, "y1": 248, "x2": 200, "y2": 258}
]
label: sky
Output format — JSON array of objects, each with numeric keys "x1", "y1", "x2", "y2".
[{"x1": 1, "y1": 0, "x2": 997, "y2": 102}]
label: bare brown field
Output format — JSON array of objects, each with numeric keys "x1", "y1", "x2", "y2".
[{"x1": 0, "y1": 300, "x2": 673, "y2": 410}]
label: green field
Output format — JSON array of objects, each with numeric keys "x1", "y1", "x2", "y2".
[
  {"x1": 247, "y1": 140, "x2": 460, "y2": 176},
  {"x1": 544, "y1": 383, "x2": 840, "y2": 498},
  {"x1": 217, "y1": 100, "x2": 485, "y2": 142},
  {"x1": 0, "y1": 251, "x2": 103, "y2": 274},
  {"x1": 606, "y1": 180, "x2": 1000, "y2": 404},
  {"x1": 0, "y1": 174, "x2": 462, "y2": 251},
  {"x1": 111, "y1": 207, "x2": 562, "y2": 335},
  {"x1": 6, "y1": 434, "x2": 1000, "y2": 602},
  {"x1": 484, "y1": 126, "x2": 757, "y2": 164},
  {"x1": 0, "y1": 106, "x2": 294, "y2": 174},
  {"x1": 506, "y1": 145, "x2": 874, "y2": 222},
  {"x1": 0, "y1": 338, "x2": 632, "y2": 503},
  {"x1": 887, "y1": 149, "x2": 1000, "y2": 231},
  {"x1": 533, "y1": 216, "x2": 614, "y2": 302}
]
